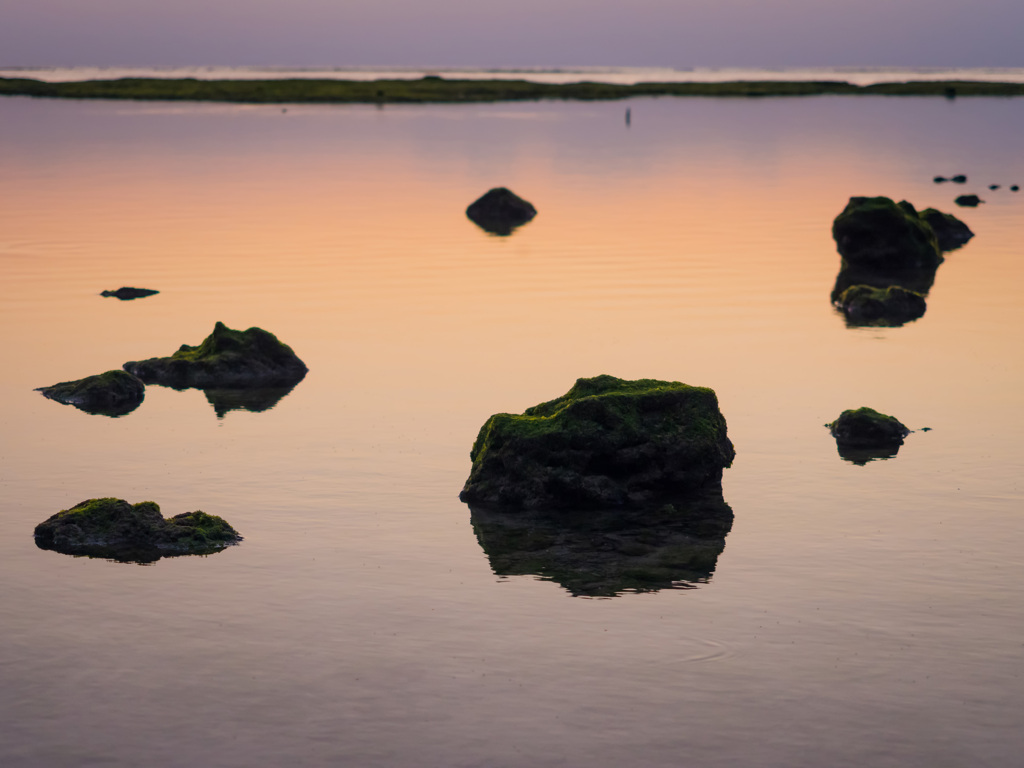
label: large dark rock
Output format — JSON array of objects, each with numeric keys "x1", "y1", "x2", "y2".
[
  {"x1": 36, "y1": 370, "x2": 145, "y2": 416},
  {"x1": 101, "y1": 287, "x2": 159, "y2": 300},
  {"x1": 466, "y1": 187, "x2": 537, "y2": 235},
  {"x1": 124, "y1": 322, "x2": 307, "y2": 389},
  {"x1": 828, "y1": 408, "x2": 909, "y2": 465},
  {"x1": 919, "y1": 208, "x2": 974, "y2": 251},
  {"x1": 34, "y1": 498, "x2": 242, "y2": 563},
  {"x1": 459, "y1": 375, "x2": 735, "y2": 511},
  {"x1": 835, "y1": 284, "x2": 927, "y2": 327},
  {"x1": 469, "y1": 489, "x2": 732, "y2": 597},
  {"x1": 832, "y1": 197, "x2": 941, "y2": 270}
]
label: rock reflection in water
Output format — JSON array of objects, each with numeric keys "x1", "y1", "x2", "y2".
[
  {"x1": 203, "y1": 383, "x2": 300, "y2": 418},
  {"x1": 469, "y1": 491, "x2": 733, "y2": 597},
  {"x1": 34, "y1": 541, "x2": 232, "y2": 565},
  {"x1": 835, "y1": 442, "x2": 901, "y2": 465},
  {"x1": 831, "y1": 262, "x2": 938, "y2": 328}
]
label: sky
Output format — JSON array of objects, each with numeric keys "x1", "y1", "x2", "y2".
[{"x1": 1, "y1": 0, "x2": 1022, "y2": 69}]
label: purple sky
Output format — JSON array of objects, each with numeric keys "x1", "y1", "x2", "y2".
[{"x1": 3, "y1": 0, "x2": 1021, "y2": 68}]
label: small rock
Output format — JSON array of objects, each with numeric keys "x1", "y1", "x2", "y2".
[
  {"x1": 36, "y1": 370, "x2": 145, "y2": 416},
  {"x1": 466, "y1": 187, "x2": 537, "y2": 236},
  {"x1": 34, "y1": 498, "x2": 242, "y2": 563},
  {"x1": 933, "y1": 176, "x2": 948, "y2": 183},
  {"x1": 124, "y1": 322, "x2": 308, "y2": 389},
  {"x1": 954, "y1": 194, "x2": 983, "y2": 207},
  {"x1": 101, "y1": 287, "x2": 159, "y2": 300},
  {"x1": 951, "y1": 175, "x2": 967, "y2": 184},
  {"x1": 1011, "y1": 185, "x2": 1020, "y2": 192},
  {"x1": 989, "y1": 184, "x2": 1001, "y2": 190},
  {"x1": 828, "y1": 407, "x2": 910, "y2": 450}
]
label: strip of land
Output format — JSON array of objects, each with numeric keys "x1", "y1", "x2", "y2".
[{"x1": 2, "y1": 76, "x2": 1024, "y2": 104}]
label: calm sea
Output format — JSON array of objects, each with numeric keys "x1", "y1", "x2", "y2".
[{"x1": 1, "y1": 87, "x2": 1023, "y2": 767}]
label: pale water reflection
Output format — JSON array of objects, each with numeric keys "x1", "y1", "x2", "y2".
[{"x1": 1, "y1": 94, "x2": 1024, "y2": 767}]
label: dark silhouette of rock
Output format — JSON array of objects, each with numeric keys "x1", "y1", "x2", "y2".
[
  {"x1": 955, "y1": 194, "x2": 983, "y2": 207},
  {"x1": 469, "y1": 489, "x2": 732, "y2": 597},
  {"x1": 101, "y1": 287, "x2": 159, "y2": 300},
  {"x1": 832, "y1": 197, "x2": 941, "y2": 271},
  {"x1": 34, "y1": 498, "x2": 241, "y2": 563},
  {"x1": 989, "y1": 184, "x2": 1001, "y2": 190},
  {"x1": 951, "y1": 175, "x2": 967, "y2": 184},
  {"x1": 466, "y1": 187, "x2": 537, "y2": 235},
  {"x1": 459, "y1": 375, "x2": 734, "y2": 511},
  {"x1": 1011, "y1": 185, "x2": 1020, "y2": 192},
  {"x1": 36, "y1": 370, "x2": 145, "y2": 417},
  {"x1": 827, "y1": 407, "x2": 909, "y2": 465},
  {"x1": 124, "y1": 322, "x2": 307, "y2": 389},
  {"x1": 203, "y1": 383, "x2": 300, "y2": 418},
  {"x1": 933, "y1": 176, "x2": 948, "y2": 183},
  {"x1": 835, "y1": 284, "x2": 926, "y2": 327},
  {"x1": 919, "y1": 207, "x2": 974, "y2": 251}
]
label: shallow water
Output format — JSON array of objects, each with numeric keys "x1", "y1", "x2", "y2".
[{"x1": 1, "y1": 94, "x2": 1023, "y2": 767}]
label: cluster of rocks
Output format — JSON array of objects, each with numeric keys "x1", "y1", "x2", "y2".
[{"x1": 933, "y1": 173, "x2": 1020, "y2": 206}]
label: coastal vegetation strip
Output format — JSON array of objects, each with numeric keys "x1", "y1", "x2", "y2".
[{"x1": 3, "y1": 76, "x2": 1024, "y2": 103}]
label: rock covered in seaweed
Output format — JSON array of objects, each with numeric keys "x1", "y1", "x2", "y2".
[
  {"x1": 832, "y1": 197, "x2": 942, "y2": 270},
  {"x1": 124, "y1": 322, "x2": 307, "y2": 389},
  {"x1": 466, "y1": 187, "x2": 537, "y2": 235},
  {"x1": 34, "y1": 498, "x2": 241, "y2": 563},
  {"x1": 835, "y1": 284, "x2": 927, "y2": 327},
  {"x1": 101, "y1": 287, "x2": 159, "y2": 300},
  {"x1": 828, "y1": 408, "x2": 909, "y2": 465},
  {"x1": 459, "y1": 375, "x2": 735, "y2": 511},
  {"x1": 35, "y1": 370, "x2": 145, "y2": 416}
]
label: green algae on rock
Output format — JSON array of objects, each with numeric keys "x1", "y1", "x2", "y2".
[
  {"x1": 123, "y1": 321, "x2": 307, "y2": 389},
  {"x1": 100, "y1": 287, "x2": 159, "y2": 300},
  {"x1": 35, "y1": 369, "x2": 145, "y2": 416},
  {"x1": 469, "y1": 490, "x2": 733, "y2": 597},
  {"x1": 459, "y1": 375, "x2": 735, "y2": 511},
  {"x1": 835, "y1": 284, "x2": 927, "y2": 327},
  {"x1": 466, "y1": 187, "x2": 537, "y2": 236},
  {"x1": 34, "y1": 498, "x2": 242, "y2": 563},
  {"x1": 828, "y1": 407, "x2": 910, "y2": 462},
  {"x1": 832, "y1": 197, "x2": 942, "y2": 270}
]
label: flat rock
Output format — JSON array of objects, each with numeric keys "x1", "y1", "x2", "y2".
[
  {"x1": 101, "y1": 287, "x2": 159, "y2": 300},
  {"x1": 835, "y1": 284, "x2": 926, "y2": 327},
  {"x1": 36, "y1": 369, "x2": 145, "y2": 416},
  {"x1": 34, "y1": 497, "x2": 242, "y2": 563},
  {"x1": 459, "y1": 375, "x2": 735, "y2": 511},
  {"x1": 466, "y1": 187, "x2": 537, "y2": 235},
  {"x1": 828, "y1": 407, "x2": 909, "y2": 452},
  {"x1": 123, "y1": 321, "x2": 307, "y2": 389},
  {"x1": 832, "y1": 197, "x2": 941, "y2": 270}
]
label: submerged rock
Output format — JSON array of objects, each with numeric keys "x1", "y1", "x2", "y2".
[
  {"x1": 34, "y1": 498, "x2": 241, "y2": 563},
  {"x1": 955, "y1": 194, "x2": 983, "y2": 207},
  {"x1": 469, "y1": 489, "x2": 732, "y2": 597},
  {"x1": 124, "y1": 322, "x2": 307, "y2": 389},
  {"x1": 101, "y1": 287, "x2": 159, "y2": 300},
  {"x1": 835, "y1": 284, "x2": 926, "y2": 327},
  {"x1": 459, "y1": 375, "x2": 735, "y2": 511},
  {"x1": 919, "y1": 208, "x2": 974, "y2": 251},
  {"x1": 828, "y1": 407, "x2": 909, "y2": 464},
  {"x1": 832, "y1": 197, "x2": 942, "y2": 270},
  {"x1": 36, "y1": 370, "x2": 145, "y2": 416},
  {"x1": 466, "y1": 187, "x2": 537, "y2": 235}
]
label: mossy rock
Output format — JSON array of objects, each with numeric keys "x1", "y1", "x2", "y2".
[
  {"x1": 835, "y1": 284, "x2": 927, "y2": 327},
  {"x1": 828, "y1": 407, "x2": 909, "y2": 451},
  {"x1": 123, "y1": 321, "x2": 307, "y2": 389},
  {"x1": 466, "y1": 187, "x2": 537, "y2": 236},
  {"x1": 919, "y1": 208, "x2": 974, "y2": 252},
  {"x1": 35, "y1": 370, "x2": 145, "y2": 417},
  {"x1": 460, "y1": 375, "x2": 735, "y2": 511},
  {"x1": 469, "y1": 490, "x2": 732, "y2": 597},
  {"x1": 832, "y1": 197, "x2": 942, "y2": 270},
  {"x1": 34, "y1": 498, "x2": 241, "y2": 563},
  {"x1": 101, "y1": 287, "x2": 159, "y2": 300}
]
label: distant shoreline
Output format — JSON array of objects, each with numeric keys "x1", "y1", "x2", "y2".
[{"x1": 3, "y1": 76, "x2": 1024, "y2": 103}]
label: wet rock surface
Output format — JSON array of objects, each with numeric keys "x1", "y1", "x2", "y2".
[
  {"x1": 459, "y1": 375, "x2": 735, "y2": 511},
  {"x1": 124, "y1": 321, "x2": 307, "y2": 389},
  {"x1": 101, "y1": 287, "x2": 159, "y2": 300},
  {"x1": 34, "y1": 497, "x2": 242, "y2": 563},
  {"x1": 835, "y1": 284, "x2": 927, "y2": 327},
  {"x1": 36, "y1": 370, "x2": 145, "y2": 416},
  {"x1": 828, "y1": 407, "x2": 910, "y2": 460},
  {"x1": 469, "y1": 490, "x2": 733, "y2": 597},
  {"x1": 466, "y1": 187, "x2": 537, "y2": 235},
  {"x1": 832, "y1": 197, "x2": 942, "y2": 270}
]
